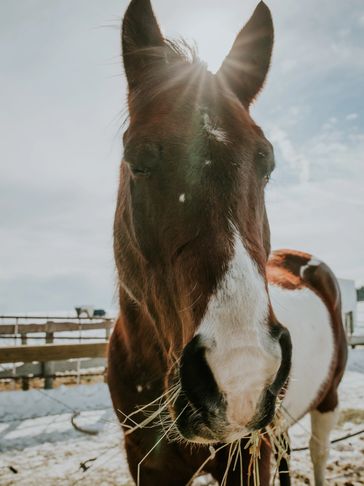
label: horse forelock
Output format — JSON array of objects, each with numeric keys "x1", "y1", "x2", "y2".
[{"x1": 126, "y1": 39, "x2": 207, "y2": 112}]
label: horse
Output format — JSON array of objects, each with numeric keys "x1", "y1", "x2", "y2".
[{"x1": 108, "y1": 1, "x2": 348, "y2": 484}]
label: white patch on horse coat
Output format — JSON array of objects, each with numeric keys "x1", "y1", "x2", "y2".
[
  {"x1": 197, "y1": 233, "x2": 281, "y2": 437},
  {"x1": 179, "y1": 193, "x2": 186, "y2": 203},
  {"x1": 309, "y1": 407, "x2": 339, "y2": 486},
  {"x1": 269, "y1": 284, "x2": 335, "y2": 425},
  {"x1": 300, "y1": 256, "x2": 321, "y2": 278},
  {"x1": 202, "y1": 113, "x2": 228, "y2": 143}
]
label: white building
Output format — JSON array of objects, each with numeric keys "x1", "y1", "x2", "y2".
[{"x1": 338, "y1": 278, "x2": 357, "y2": 335}]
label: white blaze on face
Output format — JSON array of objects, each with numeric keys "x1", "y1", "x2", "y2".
[
  {"x1": 197, "y1": 232, "x2": 281, "y2": 437},
  {"x1": 202, "y1": 113, "x2": 229, "y2": 144}
]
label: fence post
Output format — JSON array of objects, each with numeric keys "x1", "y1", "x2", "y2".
[
  {"x1": 20, "y1": 333, "x2": 29, "y2": 390},
  {"x1": 22, "y1": 376, "x2": 30, "y2": 391},
  {"x1": 12, "y1": 317, "x2": 18, "y2": 390},
  {"x1": 43, "y1": 326, "x2": 54, "y2": 389}
]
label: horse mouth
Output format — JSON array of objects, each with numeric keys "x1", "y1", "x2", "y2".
[
  {"x1": 172, "y1": 385, "x2": 279, "y2": 444},
  {"x1": 172, "y1": 390, "x2": 224, "y2": 444}
]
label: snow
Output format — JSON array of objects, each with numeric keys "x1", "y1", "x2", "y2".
[
  {"x1": 0, "y1": 384, "x2": 111, "y2": 422},
  {"x1": 0, "y1": 350, "x2": 363, "y2": 485},
  {"x1": 287, "y1": 368, "x2": 364, "y2": 485}
]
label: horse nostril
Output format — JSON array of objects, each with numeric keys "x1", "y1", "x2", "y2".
[
  {"x1": 180, "y1": 335, "x2": 224, "y2": 415},
  {"x1": 249, "y1": 388, "x2": 277, "y2": 431},
  {"x1": 268, "y1": 326, "x2": 292, "y2": 397}
]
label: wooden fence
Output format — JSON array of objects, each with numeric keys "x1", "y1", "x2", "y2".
[
  {"x1": 0, "y1": 317, "x2": 113, "y2": 336},
  {"x1": 0, "y1": 315, "x2": 363, "y2": 392},
  {"x1": 0, "y1": 317, "x2": 114, "y2": 390},
  {"x1": 0, "y1": 342, "x2": 108, "y2": 364}
]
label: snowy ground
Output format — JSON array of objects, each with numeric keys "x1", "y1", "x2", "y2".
[{"x1": 0, "y1": 350, "x2": 363, "y2": 486}]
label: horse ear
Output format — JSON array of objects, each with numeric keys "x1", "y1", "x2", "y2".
[
  {"x1": 122, "y1": 0, "x2": 165, "y2": 90},
  {"x1": 217, "y1": 2, "x2": 274, "y2": 108}
]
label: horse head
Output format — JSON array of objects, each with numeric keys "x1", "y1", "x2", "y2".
[{"x1": 114, "y1": 0, "x2": 292, "y2": 444}]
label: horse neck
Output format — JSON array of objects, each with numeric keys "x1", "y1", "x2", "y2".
[{"x1": 117, "y1": 271, "x2": 197, "y2": 367}]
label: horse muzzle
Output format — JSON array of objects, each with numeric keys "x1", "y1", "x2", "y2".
[{"x1": 171, "y1": 328, "x2": 292, "y2": 443}]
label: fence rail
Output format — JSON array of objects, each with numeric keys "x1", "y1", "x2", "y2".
[
  {"x1": 0, "y1": 341, "x2": 109, "y2": 390},
  {"x1": 0, "y1": 342, "x2": 108, "y2": 364},
  {"x1": 0, "y1": 320, "x2": 113, "y2": 335},
  {"x1": 0, "y1": 315, "x2": 114, "y2": 321},
  {"x1": 0, "y1": 358, "x2": 106, "y2": 380},
  {"x1": 348, "y1": 335, "x2": 364, "y2": 347}
]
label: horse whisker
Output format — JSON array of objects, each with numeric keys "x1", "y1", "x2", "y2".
[
  {"x1": 221, "y1": 441, "x2": 240, "y2": 486},
  {"x1": 116, "y1": 383, "x2": 180, "y2": 426},
  {"x1": 125, "y1": 389, "x2": 180, "y2": 436},
  {"x1": 232, "y1": 439, "x2": 241, "y2": 472},
  {"x1": 136, "y1": 404, "x2": 188, "y2": 486},
  {"x1": 186, "y1": 443, "x2": 230, "y2": 486}
]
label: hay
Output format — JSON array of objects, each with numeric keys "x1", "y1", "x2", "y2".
[
  {"x1": 119, "y1": 388, "x2": 291, "y2": 485},
  {"x1": 338, "y1": 408, "x2": 364, "y2": 426}
]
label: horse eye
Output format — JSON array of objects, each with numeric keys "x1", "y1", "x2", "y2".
[
  {"x1": 127, "y1": 162, "x2": 151, "y2": 178},
  {"x1": 256, "y1": 149, "x2": 274, "y2": 184},
  {"x1": 131, "y1": 167, "x2": 151, "y2": 177},
  {"x1": 124, "y1": 142, "x2": 161, "y2": 179},
  {"x1": 256, "y1": 153, "x2": 269, "y2": 181}
]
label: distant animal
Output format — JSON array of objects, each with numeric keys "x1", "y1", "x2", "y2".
[
  {"x1": 93, "y1": 309, "x2": 106, "y2": 318},
  {"x1": 75, "y1": 307, "x2": 106, "y2": 318},
  {"x1": 108, "y1": 1, "x2": 347, "y2": 484},
  {"x1": 75, "y1": 306, "x2": 94, "y2": 318}
]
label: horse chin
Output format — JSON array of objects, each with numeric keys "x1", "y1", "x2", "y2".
[
  {"x1": 171, "y1": 395, "x2": 255, "y2": 445},
  {"x1": 175, "y1": 415, "x2": 253, "y2": 445},
  {"x1": 179, "y1": 430, "x2": 220, "y2": 445},
  {"x1": 170, "y1": 387, "x2": 278, "y2": 445}
]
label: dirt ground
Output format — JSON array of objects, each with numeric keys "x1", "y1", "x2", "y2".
[{"x1": 0, "y1": 410, "x2": 363, "y2": 486}]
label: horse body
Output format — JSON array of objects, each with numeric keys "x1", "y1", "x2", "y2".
[
  {"x1": 108, "y1": 1, "x2": 347, "y2": 484},
  {"x1": 268, "y1": 250, "x2": 347, "y2": 425},
  {"x1": 267, "y1": 250, "x2": 347, "y2": 485}
]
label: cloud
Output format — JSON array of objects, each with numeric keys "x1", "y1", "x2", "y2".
[
  {"x1": 346, "y1": 113, "x2": 359, "y2": 121},
  {"x1": 266, "y1": 112, "x2": 364, "y2": 284},
  {"x1": 267, "y1": 178, "x2": 364, "y2": 282},
  {"x1": 268, "y1": 126, "x2": 311, "y2": 184},
  {"x1": 0, "y1": 0, "x2": 363, "y2": 312}
]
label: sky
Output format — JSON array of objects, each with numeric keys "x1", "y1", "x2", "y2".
[{"x1": 0, "y1": 0, "x2": 363, "y2": 313}]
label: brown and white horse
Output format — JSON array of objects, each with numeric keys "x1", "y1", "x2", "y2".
[{"x1": 108, "y1": 1, "x2": 348, "y2": 484}]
